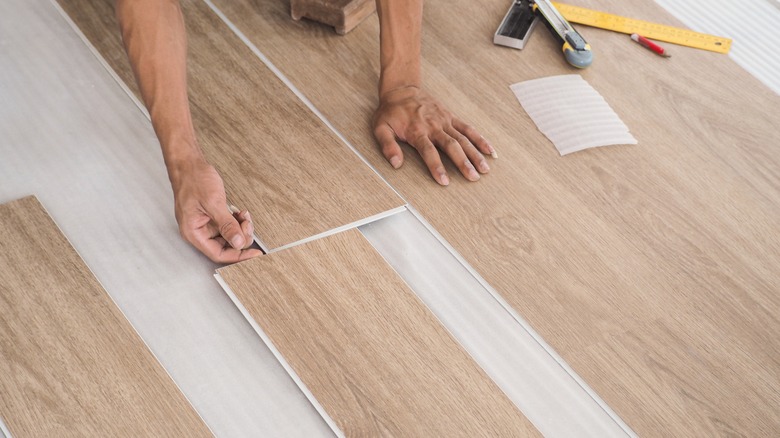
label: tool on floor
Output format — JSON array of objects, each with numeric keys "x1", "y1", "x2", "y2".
[
  {"x1": 290, "y1": 0, "x2": 375, "y2": 35},
  {"x1": 631, "y1": 33, "x2": 671, "y2": 57},
  {"x1": 494, "y1": 0, "x2": 540, "y2": 49},
  {"x1": 551, "y1": 2, "x2": 732, "y2": 54},
  {"x1": 494, "y1": 0, "x2": 593, "y2": 68}
]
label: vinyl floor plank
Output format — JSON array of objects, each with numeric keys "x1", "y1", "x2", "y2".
[
  {"x1": 571, "y1": 305, "x2": 780, "y2": 436},
  {"x1": 208, "y1": 0, "x2": 780, "y2": 434},
  {"x1": 217, "y1": 229, "x2": 539, "y2": 437},
  {"x1": 55, "y1": 0, "x2": 403, "y2": 250},
  {"x1": 0, "y1": 196, "x2": 212, "y2": 437}
]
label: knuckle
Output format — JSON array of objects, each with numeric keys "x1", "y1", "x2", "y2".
[
  {"x1": 408, "y1": 123, "x2": 427, "y2": 138},
  {"x1": 178, "y1": 224, "x2": 193, "y2": 242},
  {"x1": 381, "y1": 142, "x2": 397, "y2": 154},
  {"x1": 373, "y1": 125, "x2": 388, "y2": 137},
  {"x1": 219, "y1": 220, "x2": 237, "y2": 237},
  {"x1": 419, "y1": 142, "x2": 436, "y2": 153},
  {"x1": 207, "y1": 197, "x2": 226, "y2": 210}
]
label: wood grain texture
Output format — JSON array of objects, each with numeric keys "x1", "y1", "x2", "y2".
[
  {"x1": 56, "y1": 0, "x2": 402, "y2": 249},
  {"x1": 218, "y1": 229, "x2": 539, "y2": 437},
  {"x1": 290, "y1": 0, "x2": 376, "y2": 35},
  {"x1": 208, "y1": 0, "x2": 780, "y2": 435},
  {"x1": 0, "y1": 196, "x2": 212, "y2": 437}
]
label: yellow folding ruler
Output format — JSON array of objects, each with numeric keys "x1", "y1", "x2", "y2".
[{"x1": 551, "y1": 2, "x2": 732, "y2": 54}]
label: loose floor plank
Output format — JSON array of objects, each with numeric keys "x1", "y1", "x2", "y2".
[
  {"x1": 208, "y1": 0, "x2": 780, "y2": 435},
  {"x1": 56, "y1": 0, "x2": 403, "y2": 250},
  {"x1": 217, "y1": 229, "x2": 539, "y2": 437},
  {"x1": 0, "y1": 196, "x2": 212, "y2": 437}
]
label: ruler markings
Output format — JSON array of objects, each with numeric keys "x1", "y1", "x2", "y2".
[{"x1": 552, "y1": 2, "x2": 732, "y2": 54}]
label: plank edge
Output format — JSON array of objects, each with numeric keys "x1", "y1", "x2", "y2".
[
  {"x1": 2, "y1": 195, "x2": 216, "y2": 437},
  {"x1": 404, "y1": 205, "x2": 638, "y2": 437},
  {"x1": 213, "y1": 273, "x2": 345, "y2": 438}
]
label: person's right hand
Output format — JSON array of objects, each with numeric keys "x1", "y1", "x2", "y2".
[{"x1": 169, "y1": 157, "x2": 262, "y2": 263}]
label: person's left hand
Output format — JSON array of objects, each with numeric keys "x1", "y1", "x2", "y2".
[{"x1": 372, "y1": 86, "x2": 496, "y2": 186}]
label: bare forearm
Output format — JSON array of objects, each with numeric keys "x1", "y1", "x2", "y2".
[
  {"x1": 376, "y1": 0, "x2": 422, "y2": 98},
  {"x1": 372, "y1": 0, "x2": 494, "y2": 184},
  {"x1": 116, "y1": 0, "x2": 201, "y2": 181}
]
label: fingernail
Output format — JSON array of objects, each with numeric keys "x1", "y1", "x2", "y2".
[
  {"x1": 230, "y1": 235, "x2": 244, "y2": 249},
  {"x1": 479, "y1": 160, "x2": 490, "y2": 173},
  {"x1": 440, "y1": 172, "x2": 450, "y2": 186},
  {"x1": 389, "y1": 156, "x2": 402, "y2": 169},
  {"x1": 228, "y1": 205, "x2": 240, "y2": 214},
  {"x1": 464, "y1": 162, "x2": 479, "y2": 180}
]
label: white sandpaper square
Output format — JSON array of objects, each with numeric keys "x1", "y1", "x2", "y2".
[{"x1": 511, "y1": 75, "x2": 637, "y2": 155}]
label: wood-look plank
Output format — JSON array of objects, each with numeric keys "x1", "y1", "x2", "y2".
[
  {"x1": 570, "y1": 301, "x2": 780, "y2": 436},
  {"x1": 217, "y1": 229, "x2": 539, "y2": 437},
  {"x1": 208, "y1": 0, "x2": 780, "y2": 435},
  {"x1": 56, "y1": 0, "x2": 403, "y2": 250},
  {"x1": 0, "y1": 196, "x2": 212, "y2": 437}
]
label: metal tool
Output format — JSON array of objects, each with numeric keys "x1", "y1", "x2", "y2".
[
  {"x1": 494, "y1": 0, "x2": 593, "y2": 68},
  {"x1": 534, "y1": 0, "x2": 592, "y2": 68},
  {"x1": 494, "y1": 0, "x2": 540, "y2": 49}
]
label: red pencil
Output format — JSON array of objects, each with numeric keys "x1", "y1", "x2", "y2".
[{"x1": 630, "y1": 33, "x2": 671, "y2": 58}]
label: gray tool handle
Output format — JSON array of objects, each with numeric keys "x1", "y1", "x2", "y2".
[{"x1": 562, "y1": 31, "x2": 593, "y2": 68}]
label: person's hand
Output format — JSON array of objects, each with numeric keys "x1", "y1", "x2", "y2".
[
  {"x1": 372, "y1": 86, "x2": 496, "y2": 185},
  {"x1": 169, "y1": 157, "x2": 262, "y2": 263}
]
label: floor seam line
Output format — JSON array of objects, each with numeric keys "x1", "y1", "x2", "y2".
[
  {"x1": 405, "y1": 205, "x2": 638, "y2": 437},
  {"x1": 10, "y1": 195, "x2": 218, "y2": 436},
  {"x1": 201, "y1": 0, "x2": 407, "y2": 204},
  {"x1": 49, "y1": 0, "x2": 151, "y2": 121},
  {"x1": 205, "y1": 0, "x2": 634, "y2": 433},
  {"x1": 214, "y1": 274, "x2": 344, "y2": 438}
]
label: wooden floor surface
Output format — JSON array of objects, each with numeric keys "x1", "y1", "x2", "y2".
[
  {"x1": 217, "y1": 228, "x2": 539, "y2": 437},
  {"x1": 208, "y1": 0, "x2": 780, "y2": 435},
  {"x1": 56, "y1": 0, "x2": 403, "y2": 250},
  {"x1": 0, "y1": 196, "x2": 212, "y2": 437}
]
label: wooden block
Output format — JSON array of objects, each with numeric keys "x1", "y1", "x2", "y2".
[
  {"x1": 217, "y1": 229, "x2": 539, "y2": 437},
  {"x1": 290, "y1": 0, "x2": 376, "y2": 35},
  {"x1": 0, "y1": 196, "x2": 212, "y2": 437},
  {"x1": 55, "y1": 0, "x2": 403, "y2": 250},
  {"x1": 206, "y1": 0, "x2": 780, "y2": 434}
]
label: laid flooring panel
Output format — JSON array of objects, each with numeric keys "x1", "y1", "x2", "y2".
[
  {"x1": 208, "y1": 0, "x2": 780, "y2": 435},
  {"x1": 0, "y1": 196, "x2": 212, "y2": 437},
  {"x1": 0, "y1": 0, "x2": 335, "y2": 434},
  {"x1": 56, "y1": 0, "x2": 403, "y2": 249},
  {"x1": 217, "y1": 229, "x2": 539, "y2": 437}
]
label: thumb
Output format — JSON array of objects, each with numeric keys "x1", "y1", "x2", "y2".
[
  {"x1": 212, "y1": 206, "x2": 245, "y2": 249},
  {"x1": 374, "y1": 124, "x2": 404, "y2": 169}
]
